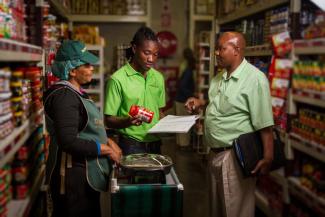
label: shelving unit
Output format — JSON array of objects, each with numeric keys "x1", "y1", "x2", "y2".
[
  {"x1": 255, "y1": 190, "x2": 282, "y2": 217},
  {"x1": 217, "y1": 0, "x2": 289, "y2": 25},
  {"x1": 49, "y1": 0, "x2": 151, "y2": 27},
  {"x1": 289, "y1": 133, "x2": 325, "y2": 163},
  {"x1": 245, "y1": 44, "x2": 273, "y2": 57},
  {"x1": 83, "y1": 45, "x2": 105, "y2": 112},
  {"x1": 0, "y1": 10, "x2": 46, "y2": 211},
  {"x1": 0, "y1": 38, "x2": 43, "y2": 62},
  {"x1": 293, "y1": 38, "x2": 325, "y2": 55},
  {"x1": 288, "y1": 176, "x2": 325, "y2": 216},
  {"x1": 7, "y1": 164, "x2": 46, "y2": 217},
  {"x1": 291, "y1": 89, "x2": 325, "y2": 108},
  {"x1": 0, "y1": 109, "x2": 44, "y2": 169},
  {"x1": 68, "y1": 15, "x2": 149, "y2": 23},
  {"x1": 189, "y1": 0, "x2": 215, "y2": 49}
]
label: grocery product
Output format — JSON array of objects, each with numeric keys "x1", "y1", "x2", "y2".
[{"x1": 129, "y1": 105, "x2": 154, "y2": 123}]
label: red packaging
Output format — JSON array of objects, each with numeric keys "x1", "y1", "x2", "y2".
[
  {"x1": 14, "y1": 184, "x2": 29, "y2": 199},
  {"x1": 129, "y1": 105, "x2": 154, "y2": 123}
]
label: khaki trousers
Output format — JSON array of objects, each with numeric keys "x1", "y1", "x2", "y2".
[
  {"x1": 175, "y1": 101, "x2": 191, "y2": 147},
  {"x1": 208, "y1": 149, "x2": 256, "y2": 217}
]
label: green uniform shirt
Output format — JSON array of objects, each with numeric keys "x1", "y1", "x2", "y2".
[
  {"x1": 104, "y1": 63, "x2": 166, "y2": 142},
  {"x1": 205, "y1": 58, "x2": 274, "y2": 148}
]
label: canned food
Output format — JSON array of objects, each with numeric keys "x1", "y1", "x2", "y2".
[{"x1": 129, "y1": 105, "x2": 154, "y2": 123}]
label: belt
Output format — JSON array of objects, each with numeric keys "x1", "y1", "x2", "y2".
[{"x1": 210, "y1": 146, "x2": 232, "y2": 153}]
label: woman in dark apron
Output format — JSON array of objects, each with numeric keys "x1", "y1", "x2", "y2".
[{"x1": 44, "y1": 40, "x2": 121, "y2": 217}]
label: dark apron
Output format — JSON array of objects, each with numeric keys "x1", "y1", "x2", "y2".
[{"x1": 44, "y1": 83, "x2": 111, "y2": 192}]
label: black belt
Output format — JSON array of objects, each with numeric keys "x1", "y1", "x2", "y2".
[{"x1": 210, "y1": 146, "x2": 232, "y2": 153}]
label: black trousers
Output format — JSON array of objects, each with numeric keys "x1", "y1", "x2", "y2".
[{"x1": 50, "y1": 165, "x2": 101, "y2": 217}]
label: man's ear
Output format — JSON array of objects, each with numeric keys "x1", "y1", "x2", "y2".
[
  {"x1": 132, "y1": 44, "x2": 136, "y2": 54},
  {"x1": 233, "y1": 46, "x2": 240, "y2": 56}
]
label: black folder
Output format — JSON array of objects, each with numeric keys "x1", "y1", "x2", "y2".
[{"x1": 233, "y1": 129, "x2": 285, "y2": 177}]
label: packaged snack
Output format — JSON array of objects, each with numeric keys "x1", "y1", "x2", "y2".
[{"x1": 271, "y1": 31, "x2": 292, "y2": 57}]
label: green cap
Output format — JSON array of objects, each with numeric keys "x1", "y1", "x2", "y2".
[{"x1": 55, "y1": 40, "x2": 99, "y2": 64}]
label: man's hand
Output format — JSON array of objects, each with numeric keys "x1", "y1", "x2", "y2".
[
  {"x1": 128, "y1": 116, "x2": 143, "y2": 126},
  {"x1": 251, "y1": 158, "x2": 272, "y2": 175},
  {"x1": 185, "y1": 97, "x2": 204, "y2": 114},
  {"x1": 251, "y1": 127, "x2": 274, "y2": 175}
]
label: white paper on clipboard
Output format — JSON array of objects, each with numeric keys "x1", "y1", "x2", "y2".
[{"x1": 148, "y1": 115, "x2": 200, "y2": 133}]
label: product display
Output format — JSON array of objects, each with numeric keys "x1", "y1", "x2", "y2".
[
  {"x1": 291, "y1": 107, "x2": 325, "y2": 146},
  {"x1": 129, "y1": 105, "x2": 154, "y2": 123},
  {"x1": 0, "y1": 0, "x2": 324, "y2": 216},
  {"x1": 73, "y1": 25, "x2": 102, "y2": 45},
  {"x1": 293, "y1": 60, "x2": 325, "y2": 92}
]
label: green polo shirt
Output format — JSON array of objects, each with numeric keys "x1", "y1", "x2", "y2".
[
  {"x1": 205, "y1": 58, "x2": 274, "y2": 148},
  {"x1": 104, "y1": 63, "x2": 166, "y2": 142}
]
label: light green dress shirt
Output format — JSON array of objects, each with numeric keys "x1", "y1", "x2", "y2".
[
  {"x1": 205, "y1": 58, "x2": 274, "y2": 148},
  {"x1": 104, "y1": 63, "x2": 166, "y2": 142}
]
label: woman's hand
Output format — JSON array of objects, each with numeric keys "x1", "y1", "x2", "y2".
[
  {"x1": 100, "y1": 139, "x2": 122, "y2": 164},
  {"x1": 108, "y1": 138, "x2": 122, "y2": 157}
]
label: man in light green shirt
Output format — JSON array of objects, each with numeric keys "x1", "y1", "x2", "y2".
[
  {"x1": 185, "y1": 32, "x2": 274, "y2": 217},
  {"x1": 104, "y1": 27, "x2": 166, "y2": 155}
]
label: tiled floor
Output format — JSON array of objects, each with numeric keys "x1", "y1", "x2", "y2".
[{"x1": 161, "y1": 136, "x2": 210, "y2": 217}]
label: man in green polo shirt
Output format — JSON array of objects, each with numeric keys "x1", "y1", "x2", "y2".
[
  {"x1": 185, "y1": 32, "x2": 274, "y2": 217},
  {"x1": 104, "y1": 27, "x2": 165, "y2": 155}
]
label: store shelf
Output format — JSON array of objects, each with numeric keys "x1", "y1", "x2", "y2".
[
  {"x1": 199, "y1": 84, "x2": 209, "y2": 89},
  {"x1": 255, "y1": 190, "x2": 281, "y2": 217},
  {"x1": 68, "y1": 14, "x2": 148, "y2": 23},
  {"x1": 198, "y1": 42, "x2": 210, "y2": 47},
  {"x1": 245, "y1": 44, "x2": 272, "y2": 56},
  {"x1": 289, "y1": 133, "x2": 325, "y2": 163},
  {"x1": 8, "y1": 164, "x2": 46, "y2": 217},
  {"x1": 288, "y1": 176, "x2": 325, "y2": 216},
  {"x1": 200, "y1": 71, "x2": 210, "y2": 75},
  {"x1": 193, "y1": 15, "x2": 214, "y2": 21},
  {"x1": 0, "y1": 109, "x2": 44, "y2": 168},
  {"x1": 49, "y1": 0, "x2": 70, "y2": 19},
  {"x1": 292, "y1": 89, "x2": 325, "y2": 108},
  {"x1": 294, "y1": 38, "x2": 325, "y2": 55},
  {"x1": 0, "y1": 38, "x2": 42, "y2": 62},
  {"x1": 92, "y1": 74, "x2": 101, "y2": 79},
  {"x1": 200, "y1": 57, "x2": 210, "y2": 61},
  {"x1": 84, "y1": 88, "x2": 101, "y2": 94},
  {"x1": 218, "y1": 0, "x2": 289, "y2": 24},
  {"x1": 270, "y1": 168, "x2": 286, "y2": 187}
]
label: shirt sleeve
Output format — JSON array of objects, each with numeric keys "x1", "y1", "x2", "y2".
[
  {"x1": 45, "y1": 88, "x2": 99, "y2": 157},
  {"x1": 158, "y1": 75, "x2": 166, "y2": 108},
  {"x1": 247, "y1": 75, "x2": 274, "y2": 130},
  {"x1": 104, "y1": 78, "x2": 122, "y2": 115}
]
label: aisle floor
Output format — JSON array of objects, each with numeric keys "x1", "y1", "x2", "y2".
[{"x1": 161, "y1": 136, "x2": 210, "y2": 217}]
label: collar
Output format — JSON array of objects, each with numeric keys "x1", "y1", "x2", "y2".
[
  {"x1": 222, "y1": 58, "x2": 247, "y2": 81},
  {"x1": 55, "y1": 80, "x2": 84, "y2": 95},
  {"x1": 125, "y1": 62, "x2": 151, "y2": 77}
]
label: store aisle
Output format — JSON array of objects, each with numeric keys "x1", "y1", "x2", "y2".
[{"x1": 161, "y1": 136, "x2": 210, "y2": 217}]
